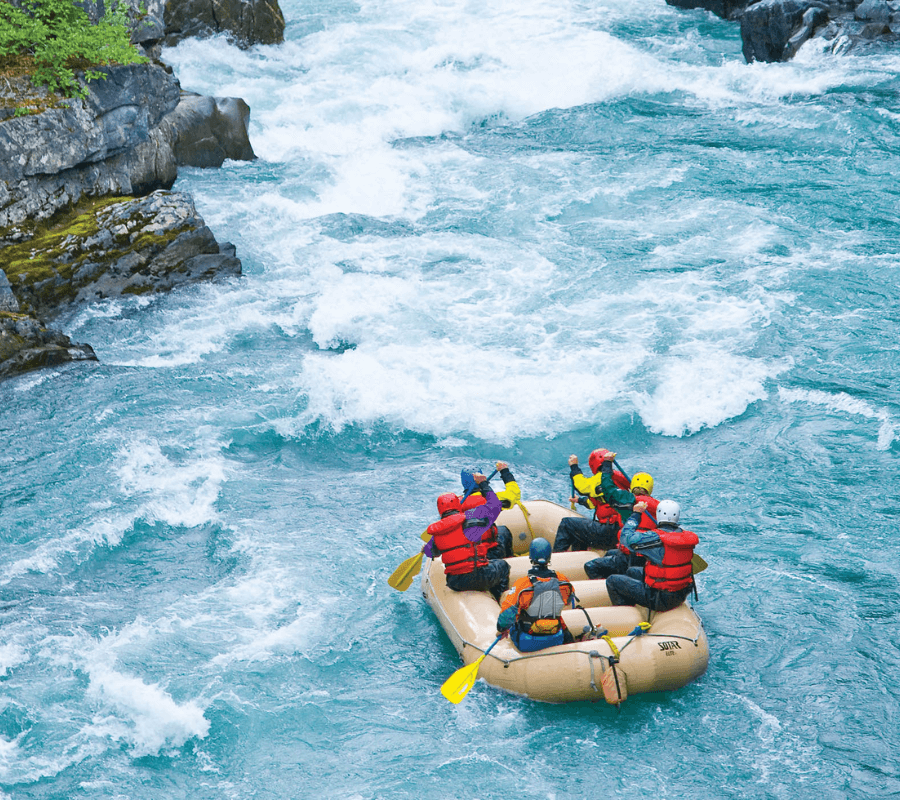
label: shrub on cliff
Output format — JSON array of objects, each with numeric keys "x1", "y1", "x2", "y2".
[{"x1": 0, "y1": 0, "x2": 146, "y2": 97}]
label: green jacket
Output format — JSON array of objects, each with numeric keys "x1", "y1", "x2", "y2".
[{"x1": 570, "y1": 461, "x2": 632, "y2": 525}]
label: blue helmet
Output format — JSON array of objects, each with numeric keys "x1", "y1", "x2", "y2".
[
  {"x1": 460, "y1": 468, "x2": 480, "y2": 495},
  {"x1": 529, "y1": 537, "x2": 552, "y2": 566}
]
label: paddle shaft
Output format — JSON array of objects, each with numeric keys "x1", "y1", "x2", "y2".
[{"x1": 469, "y1": 632, "x2": 505, "y2": 672}]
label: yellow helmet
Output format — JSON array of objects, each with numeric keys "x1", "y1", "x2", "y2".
[{"x1": 630, "y1": 472, "x2": 654, "y2": 496}]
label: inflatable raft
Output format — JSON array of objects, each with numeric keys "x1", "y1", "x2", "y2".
[{"x1": 422, "y1": 500, "x2": 709, "y2": 704}]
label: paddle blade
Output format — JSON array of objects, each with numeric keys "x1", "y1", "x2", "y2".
[
  {"x1": 387, "y1": 551, "x2": 424, "y2": 592},
  {"x1": 440, "y1": 654, "x2": 486, "y2": 704},
  {"x1": 692, "y1": 553, "x2": 708, "y2": 575}
]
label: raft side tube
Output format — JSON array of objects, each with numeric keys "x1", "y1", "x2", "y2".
[
  {"x1": 497, "y1": 499, "x2": 582, "y2": 553},
  {"x1": 506, "y1": 551, "x2": 601, "y2": 583}
]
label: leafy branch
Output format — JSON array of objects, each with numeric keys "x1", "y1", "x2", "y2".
[{"x1": 0, "y1": 0, "x2": 147, "y2": 98}]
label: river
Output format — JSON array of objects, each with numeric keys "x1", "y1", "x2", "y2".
[{"x1": 2, "y1": 0, "x2": 899, "y2": 797}]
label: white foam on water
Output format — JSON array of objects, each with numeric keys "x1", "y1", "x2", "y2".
[
  {"x1": 152, "y1": 0, "x2": 863, "y2": 444},
  {"x1": 633, "y1": 349, "x2": 783, "y2": 437},
  {"x1": 210, "y1": 607, "x2": 327, "y2": 666},
  {"x1": 274, "y1": 227, "x2": 785, "y2": 440},
  {"x1": 83, "y1": 664, "x2": 210, "y2": 757},
  {"x1": 72, "y1": 284, "x2": 247, "y2": 369},
  {"x1": 165, "y1": 2, "x2": 871, "y2": 186},
  {"x1": 0, "y1": 735, "x2": 24, "y2": 782},
  {"x1": 10, "y1": 371, "x2": 50, "y2": 392},
  {"x1": 0, "y1": 726, "x2": 104, "y2": 786},
  {"x1": 0, "y1": 512, "x2": 134, "y2": 585},
  {"x1": 0, "y1": 644, "x2": 27, "y2": 677},
  {"x1": 114, "y1": 439, "x2": 225, "y2": 528},
  {"x1": 1, "y1": 437, "x2": 224, "y2": 584},
  {"x1": 779, "y1": 388, "x2": 897, "y2": 451}
]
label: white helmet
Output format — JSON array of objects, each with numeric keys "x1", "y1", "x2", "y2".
[{"x1": 656, "y1": 499, "x2": 681, "y2": 526}]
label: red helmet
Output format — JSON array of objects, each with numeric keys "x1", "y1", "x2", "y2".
[
  {"x1": 436, "y1": 493, "x2": 461, "y2": 515},
  {"x1": 588, "y1": 449, "x2": 609, "y2": 474}
]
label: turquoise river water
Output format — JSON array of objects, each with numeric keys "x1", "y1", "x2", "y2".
[{"x1": 2, "y1": 0, "x2": 900, "y2": 797}]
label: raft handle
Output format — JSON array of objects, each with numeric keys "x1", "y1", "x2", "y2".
[{"x1": 588, "y1": 650, "x2": 603, "y2": 693}]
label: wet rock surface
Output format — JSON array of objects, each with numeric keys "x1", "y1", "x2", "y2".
[
  {"x1": 0, "y1": 63, "x2": 182, "y2": 228},
  {"x1": 0, "y1": 312, "x2": 97, "y2": 380},
  {"x1": 160, "y1": 93, "x2": 256, "y2": 167},
  {"x1": 0, "y1": 51, "x2": 257, "y2": 381},
  {"x1": 75, "y1": 0, "x2": 284, "y2": 51},
  {"x1": 163, "y1": 0, "x2": 285, "y2": 48},
  {"x1": 0, "y1": 191, "x2": 240, "y2": 379},
  {"x1": 666, "y1": 0, "x2": 900, "y2": 61}
]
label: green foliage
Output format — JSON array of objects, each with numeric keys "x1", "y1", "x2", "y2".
[{"x1": 0, "y1": 0, "x2": 147, "y2": 98}]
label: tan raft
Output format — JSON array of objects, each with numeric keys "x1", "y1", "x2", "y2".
[{"x1": 422, "y1": 499, "x2": 709, "y2": 704}]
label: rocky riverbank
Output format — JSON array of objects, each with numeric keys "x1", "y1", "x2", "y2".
[
  {"x1": 0, "y1": 0, "x2": 282, "y2": 381},
  {"x1": 668, "y1": 0, "x2": 900, "y2": 61}
]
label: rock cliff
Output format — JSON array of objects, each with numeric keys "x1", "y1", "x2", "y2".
[{"x1": 0, "y1": 0, "x2": 277, "y2": 380}]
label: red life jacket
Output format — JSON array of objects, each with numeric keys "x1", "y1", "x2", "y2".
[
  {"x1": 643, "y1": 527, "x2": 698, "y2": 592},
  {"x1": 427, "y1": 512, "x2": 489, "y2": 575},
  {"x1": 589, "y1": 493, "x2": 622, "y2": 528},
  {"x1": 617, "y1": 496, "x2": 660, "y2": 555},
  {"x1": 460, "y1": 494, "x2": 486, "y2": 511}
]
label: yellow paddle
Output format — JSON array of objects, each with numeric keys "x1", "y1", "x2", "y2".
[
  {"x1": 692, "y1": 553, "x2": 708, "y2": 574},
  {"x1": 387, "y1": 546, "x2": 427, "y2": 592},
  {"x1": 440, "y1": 633, "x2": 506, "y2": 704}
]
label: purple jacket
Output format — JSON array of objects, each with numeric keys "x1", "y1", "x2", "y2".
[{"x1": 424, "y1": 480, "x2": 502, "y2": 557}]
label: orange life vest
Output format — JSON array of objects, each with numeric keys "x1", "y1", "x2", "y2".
[
  {"x1": 643, "y1": 527, "x2": 698, "y2": 592},
  {"x1": 506, "y1": 572, "x2": 574, "y2": 635}
]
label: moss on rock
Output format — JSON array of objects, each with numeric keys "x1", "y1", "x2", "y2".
[{"x1": 0, "y1": 190, "x2": 239, "y2": 321}]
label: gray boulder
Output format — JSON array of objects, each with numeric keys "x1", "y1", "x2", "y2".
[
  {"x1": 76, "y1": 0, "x2": 283, "y2": 49},
  {"x1": 0, "y1": 65, "x2": 256, "y2": 228},
  {"x1": 0, "y1": 269, "x2": 18, "y2": 312},
  {"x1": 741, "y1": 0, "x2": 830, "y2": 61},
  {"x1": 159, "y1": 93, "x2": 256, "y2": 167},
  {"x1": 855, "y1": 0, "x2": 891, "y2": 18},
  {"x1": 0, "y1": 63, "x2": 178, "y2": 184},
  {"x1": 0, "y1": 312, "x2": 97, "y2": 380},
  {"x1": 164, "y1": 0, "x2": 285, "y2": 48}
]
